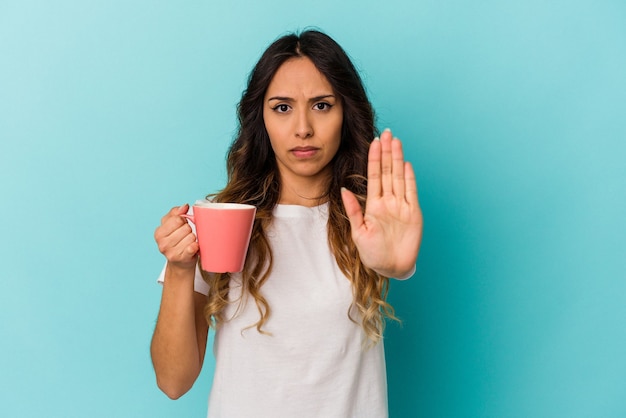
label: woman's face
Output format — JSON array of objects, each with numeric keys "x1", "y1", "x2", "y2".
[{"x1": 263, "y1": 57, "x2": 343, "y2": 199}]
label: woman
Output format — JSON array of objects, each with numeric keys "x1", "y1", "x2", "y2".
[{"x1": 151, "y1": 30, "x2": 422, "y2": 417}]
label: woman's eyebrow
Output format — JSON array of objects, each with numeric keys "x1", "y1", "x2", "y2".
[
  {"x1": 267, "y1": 94, "x2": 336, "y2": 102},
  {"x1": 267, "y1": 96, "x2": 293, "y2": 102},
  {"x1": 309, "y1": 94, "x2": 335, "y2": 102}
]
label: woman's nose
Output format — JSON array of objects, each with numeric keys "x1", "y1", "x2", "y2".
[{"x1": 294, "y1": 109, "x2": 313, "y2": 139}]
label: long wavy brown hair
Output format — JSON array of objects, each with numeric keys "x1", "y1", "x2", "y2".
[{"x1": 201, "y1": 30, "x2": 397, "y2": 344}]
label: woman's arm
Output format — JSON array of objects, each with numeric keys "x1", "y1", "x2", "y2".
[
  {"x1": 151, "y1": 269, "x2": 209, "y2": 399},
  {"x1": 150, "y1": 205, "x2": 208, "y2": 399}
]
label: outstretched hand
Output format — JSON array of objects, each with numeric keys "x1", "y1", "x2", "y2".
[{"x1": 341, "y1": 129, "x2": 423, "y2": 279}]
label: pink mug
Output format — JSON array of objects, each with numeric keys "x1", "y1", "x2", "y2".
[{"x1": 181, "y1": 201, "x2": 256, "y2": 273}]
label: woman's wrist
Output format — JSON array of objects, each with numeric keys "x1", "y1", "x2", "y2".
[{"x1": 165, "y1": 262, "x2": 196, "y2": 282}]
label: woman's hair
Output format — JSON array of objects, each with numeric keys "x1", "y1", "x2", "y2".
[{"x1": 202, "y1": 29, "x2": 396, "y2": 344}]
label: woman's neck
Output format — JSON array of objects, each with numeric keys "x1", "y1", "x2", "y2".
[
  {"x1": 277, "y1": 171, "x2": 331, "y2": 207},
  {"x1": 278, "y1": 186, "x2": 329, "y2": 207}
]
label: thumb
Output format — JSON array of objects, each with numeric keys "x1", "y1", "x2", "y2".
[
  {"x1": 176, "y1": 203, "x2": 190, "y2": 215},
  {"x1": 341, "y1": 187, "x2": 364, "y2": 234}
]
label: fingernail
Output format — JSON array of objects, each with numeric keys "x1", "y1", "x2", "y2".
[
  {"x1": 374, "y1": 136, "x2": 380, "y2": 141},
  {"x1": 383, "y1": 128, "x2": 391, "y2": 132}
]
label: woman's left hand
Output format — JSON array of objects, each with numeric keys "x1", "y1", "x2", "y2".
[{"x1": 341, "y1": 129, "x2": 423, "y2": 279}]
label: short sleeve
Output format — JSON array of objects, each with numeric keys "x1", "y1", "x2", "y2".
[{"x1": 156, "y1": 262, "x2": 210, "y2": 295}]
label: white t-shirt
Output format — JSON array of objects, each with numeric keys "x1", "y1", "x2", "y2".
[{"x1": 158, "y1": 203, "x2": 395, "y2": 418}]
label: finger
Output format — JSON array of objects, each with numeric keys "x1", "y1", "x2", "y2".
[
  {"x1": 176, "y1": 233, "x2": 199, "y2": 258},
  {"x1": 391, "y1": 138, "x2": 405, "y2": 198},
  {"x1": 156, "y1": 213, "x2": 186, "y2": 241},
  {"x1": 164, "y1": 236, "x2": 198, "y2": 264},
  {"x1": 168, "y1": 204, "x2": 191, "y2": 227},
  {"x1": 404, "y1": 161, "x2": 419, "y2": 207},
  {"x1": 162, "y1": 226, "x2": 198, "y2": 262},
  {"x1": 155, "y1": 204, "x2": 195, "y2": 259},
  {"x1": 160, "y1": 205, "x2": 190, "y2": 234},
  {"x1": 156, "y1": 220, "x2": 194, "y2": 255},
  {"x1": 367, "y1": 137, "x2": 382, "y2": 198},
  {"x1": 161, "y1": 204, "x2": 188, "y2": 223},
  {"x1": 176, "y1": 203, "x2": 190, "y2": 215},
  {"x1": 380, "y1": 130, "x2": 393, "y2": 196},
  {"x1": 184, "y1": 241, "x2": 199, "y2": 258},
  {"x1": 169, "y1": 222, "x2": 195, "y2": 247},
  {"x1": 341, "y1": 187, "x2": 365, "y2": 236}
]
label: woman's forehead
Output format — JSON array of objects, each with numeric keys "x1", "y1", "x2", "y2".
[{"x1": 265, "y1": 57, "x2": 334, "y2": 98}]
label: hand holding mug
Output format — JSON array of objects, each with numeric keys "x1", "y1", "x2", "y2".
[{"x1": 154, "y1": 204, "x2": 199, "y2": 271}]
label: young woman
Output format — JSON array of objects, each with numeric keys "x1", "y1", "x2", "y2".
[{"x1": 151, "y1": 30, "x2": 423, "y2": 417}]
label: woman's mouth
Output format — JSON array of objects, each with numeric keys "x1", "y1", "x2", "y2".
[{"x1": 291, "y1": 146, "x2": 319, "y2": 158}]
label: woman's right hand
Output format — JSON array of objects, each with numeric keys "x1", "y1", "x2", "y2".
[{"x1": 154, "y1": 204, "x2": 199, "y2": 271}]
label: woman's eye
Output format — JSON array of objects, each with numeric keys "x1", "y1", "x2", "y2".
[
  {"x1": 274, "y1": 104, "x2": 290, "y2": 113},
  {"x1": 314, "y1": 102, "x2": 332, "y2": 111}
]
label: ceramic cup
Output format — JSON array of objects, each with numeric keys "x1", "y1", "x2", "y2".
[{"x1": 181, "y1": 201, "x2": 256, "y2": 273}]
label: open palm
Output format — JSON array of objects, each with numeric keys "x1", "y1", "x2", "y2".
[{"x1": 341, "y1": 129, "x2": 423, "y2": 279}]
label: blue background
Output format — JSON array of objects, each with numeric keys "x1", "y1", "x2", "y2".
[{"x1": 1, "y1": 1, "x2": 625, "y2": 417}]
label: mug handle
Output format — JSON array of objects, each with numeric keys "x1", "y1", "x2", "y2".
[{"x1": 180, "y1": 214, "x2": 195, "y2": 224}]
